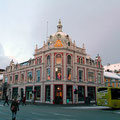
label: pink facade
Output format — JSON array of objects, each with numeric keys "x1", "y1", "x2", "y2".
[{"x1": 3, "y1": 20, "x2": 104, "y2": 104}]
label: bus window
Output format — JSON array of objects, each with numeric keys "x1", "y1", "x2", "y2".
[
  {"x1": 98, "y1": 88, "x2": 107, "y2": 92},
  {"x1": 111, "y1": 88, "x2": 120, "y2": 100}
]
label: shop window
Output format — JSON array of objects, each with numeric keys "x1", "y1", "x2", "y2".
[
  {"x1": 54, "y1": 85, "x2": 63, "y2": 104},
  {"x1": 34, "y1": 86, "x2": 41, "y2": 101},
  {"x1": 67, "y1": 85, "x2": 72, "y2": 102},
  {"x1": 87, "y1": 87, "x2": 95, "y2": 101},
  {"x1": 12, "y1": 87, "x2": 18, "y2": 99},
  {"x1": 45, "y1": 85, "x2": 51, "y2": 102},
  {"x1": 27, "y1": 72, "x2": 32, "y2": 82},
  {"x1": 36, "y1": 70, "x2": 40, "y2": 82},
  {"x1": 79, "y1": 70, "x2": 83, "y2": 82},
  {"x1": 56, "y1": 67, "x2": 61, "y2": 80},
  {"x1": 47, "y1": 55, "x2": 50, "y2": 65},
  {"x1": 88, "y1": 72, "x2": 94, "y2": 82},
  {"x1": 47, "y1": 68, "x2": 50, "y2": 80},
  {"x1": 67, "y1": 68, "x2": 71, "y2": 80},
  {"x1": 26, "y1": 86, "x2": 33, "y2": 100},
  {"x1": 56, "y1": 54, "x2": 62, "y2": 64},
  {"x1": 78, "y1": 86, "x2": 85, "y2": 101},
  {"x1": 67, "y1": 55, "x2": 71, "y2": 64},
  {"x1": 98, "y1": 73, "x2": 101, "y2": 84}
]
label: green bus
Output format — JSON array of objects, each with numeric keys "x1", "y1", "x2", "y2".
[{"x1": 97, "y1": 87, "x2": 120, "y2": 108}]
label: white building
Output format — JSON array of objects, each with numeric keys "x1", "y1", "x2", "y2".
[{"x1": 104, "y1": 63, "x2": 120, "y2": 73}]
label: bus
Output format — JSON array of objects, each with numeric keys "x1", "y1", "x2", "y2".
[{"x1": 97, "y1": 87, "x2": 120, "y2": 108}]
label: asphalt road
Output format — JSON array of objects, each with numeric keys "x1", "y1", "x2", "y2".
[{"x1": 0, "y1": 101, "x2": 120, "y2": 120}]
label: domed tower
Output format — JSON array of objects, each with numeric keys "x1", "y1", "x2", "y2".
[{"x1": 46, "y1": 20, "x2": 73, "y2": 49}]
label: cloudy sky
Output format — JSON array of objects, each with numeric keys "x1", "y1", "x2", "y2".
[{"x1": 0, "y1": 0, "x2": 120, "y2": 69}]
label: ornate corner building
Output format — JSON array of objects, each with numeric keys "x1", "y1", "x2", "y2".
[{"x1": 3, "y1": 20, "x2": 104, "y2": 104}]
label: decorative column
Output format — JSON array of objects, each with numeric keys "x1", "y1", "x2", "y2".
[{"x1": 63, "y1": 84, "x2": 66, "y2": 104}]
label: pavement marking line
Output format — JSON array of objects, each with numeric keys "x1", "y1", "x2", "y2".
[
  {"x1": 53, "y1": 113, "x2": 71, "y2": 117},
  {"x1": 115, "y1": 112, "x2": 120, "y2": 114},
  {"x1": 63, "y1": 106, "x2": 110, "y2": 110},
  {"x1": 31, "y1": 112, "x2": 49, "y2": 116}
]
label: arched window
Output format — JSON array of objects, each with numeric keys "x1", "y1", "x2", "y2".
[
  {"x1": 47, "y1": 55, "x2": 50, "y2": 65},
  {"x1": 67, "y1": 55, "x2": 71, "y2": 64},
  {"x1": 56, "y1": 54, "x2": 62, "y2": 64}
]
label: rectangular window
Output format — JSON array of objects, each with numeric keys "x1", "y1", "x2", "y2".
[
  {"x1": 78, "y1": 86, "x2": 85, "y2": 101},
  {"x1": 12, "y1": 87, "x2": 18, "y2": 99},
  {"x1": 111, "y1": 88, "x2": 120, "y2": 100},
  {"x1": 47, "y1": 68, "x2": 50, "y2": 80},
  {"x1": 79, "y1": 70, "x2": 83, "y2": 82},
  {"x1": 87, "y1": 87, "x2": 96, "y2": 101},
  {"x1": 114, "y1": 82, "x2": 116, "y2": 87},
  {"x1": 66, "y1": 85, "x2": 72, "y2": 102},
  {"x1": 67, "y1": 68, "x2": 71, "y2": 80},
  {"x1": 45, "y1": 85, "x2": 51, "y2": 102},
  {"x1": 35, "y1": 86, "x2": 41, "y2": 101},
  {"x1": 36, "y1": 70, "x2": 40, "y2": 82},
  {"x1": 21, "y1": 73, "x2": 24, "y2": 82},
  {"x1": 15, "y1": 75, "x2": 18, "y2": 83},
  {"x1": 110, "y1": 82, "x2": 112, "y2": 87},
  {"x1": 10, "y1": 76, "x2": 12, "y2": 81},
  {"x1": 88, "y1": 72, "x2": 94, "y2": 82},
  {"x1": 56, "y1": 67, "x2": 61, "y2": 80},
  {"x1": 27, "y1": 72, "x2": 32, "y2": 82},
  {"x1": 26, "y1": 86, "x2": 33, "y2": 100},
  {"x1": 98, "y1": 73, "x2": 101, "y2": 84}
]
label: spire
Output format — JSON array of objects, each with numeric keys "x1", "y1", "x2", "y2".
[
  {"x1": 82, "y1": 43, "x2": 85, "y2": 49},
  {"x1": 35, "y1": 44, "x2": 38, "y2": 50},
  {"x1": 57, "y1": 19, "x2": 63, "y2": 32}
]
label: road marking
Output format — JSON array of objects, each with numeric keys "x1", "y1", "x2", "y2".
[
  {"x1": 115, "y1": 112, "x2": 120, "y2": 114},
  {"x1": 63, "y1": 106, "x2": 110, "y2": 109},
  {"x1": 53, "y1": 113, "x2": 71, "y2": 117},
  {"x1": 31, "y1": 112, "x2": 49, "y2": 116}
]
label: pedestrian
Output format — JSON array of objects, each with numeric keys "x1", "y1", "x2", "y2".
[
  {"x1": 22, "y1": 95, "x2": 26, "y2": 105},
  {"x1": 3, "y1": 95, "x2": 9, "y2": 106},
  {"x1": 10, "y1": 97, "x2": 19, "y2": 120},
  {"x1": 17, "y1": 95, "x2": 21, "y2": 105}
]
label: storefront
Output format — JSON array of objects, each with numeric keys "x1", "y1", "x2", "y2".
[
  {"x1": 66, "y1": 85, "x2": 73, "y2": 103},
  {"x1": 34, "y1": 86, "x2": 41, "y2": 101},
  {"x1": 12, "y1": 87, "x2": 18, "y2": 98},
  {"x1": 87, "y1": 86, "x2": 96, "y2": 102},
  {"x1": 54, "y1": 85, "x2": 63, "y2": 104},
  {"x1": 26, "y1": 86, "x2": 33, "y2": 100},
  {"x1": 78, "y1": 86, "x2": 85, "y2": 102}
]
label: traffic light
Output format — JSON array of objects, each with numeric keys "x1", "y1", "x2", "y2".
[{"x1": 74, "y1": 89, "x2": 78, "y2": 94}]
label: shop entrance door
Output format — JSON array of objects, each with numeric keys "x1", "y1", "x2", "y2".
[{"x1": 54, "y1": 85, "x2": 63, "y2": 104}]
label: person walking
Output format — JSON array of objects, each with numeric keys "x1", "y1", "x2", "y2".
[
  {"x1": 3, "y1": 95, "x2": 9, "y2": 106},
  {"x1": 10, "y1": 98, "x2": 19, "y2": 120}
]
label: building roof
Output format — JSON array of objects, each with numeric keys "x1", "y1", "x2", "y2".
[
  {"x1": 0, "y1": 74, "x2": 3, "y2": 80},
  {"x1": 104, "y1": 71, "x2": 120, "y2": 79}
]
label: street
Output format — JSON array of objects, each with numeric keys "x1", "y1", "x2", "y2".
[{"x1": 0, "y1": 101, "x2": 120, "y2": 120}]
